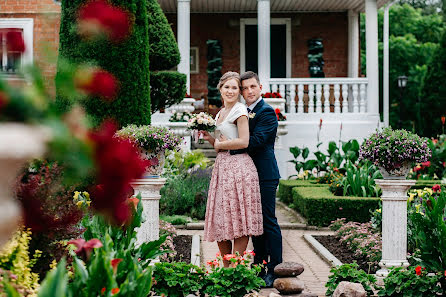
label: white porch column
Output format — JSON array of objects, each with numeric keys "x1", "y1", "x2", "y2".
[
  {"x1": 257, "y1": 0, "x2": 271, "y2": 92},
  {"x1": 383, "y1": 1, "x2": 397, "y2": 127},
  {"x1": 348, "y1": 10, "x2": 359, "y2": 78},
  {"x1": 365, "y1": 0, "x2": 379, "y2": 114},
  {"x1": 177, "y1": 0, "x2": 191, "y2": 94}
]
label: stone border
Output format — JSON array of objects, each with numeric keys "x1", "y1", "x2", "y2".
[
  {"x1": 190, "y1": 234, "x2": 201, "y2": 266},
  {"x1": 303, "y1": 234, "x2": 343, "y2": 267}
]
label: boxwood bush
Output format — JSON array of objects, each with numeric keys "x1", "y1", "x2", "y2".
[
  {"x1": 292, "y1": 187, "x2": 380, "y2": 226},
  {"x1": 57, "y1": 0, "x2": 151, "y2": 127},
  {"x1": 278, "y1": 179, "x2": 328, "y2": 204}
]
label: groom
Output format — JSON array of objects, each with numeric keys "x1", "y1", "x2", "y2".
[{"x1": 230, "y1": 71, "x2": 282, "y2": 287}]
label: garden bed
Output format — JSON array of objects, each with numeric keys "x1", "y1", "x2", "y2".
[
  {"x1": 172, "y1": 235, "x2": 192, "y2": 263},
  {"x1": 313, "y1": 235, "x2": 379, "y2": 274}
]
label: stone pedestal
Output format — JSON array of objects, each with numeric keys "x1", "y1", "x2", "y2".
[
  {"x1": 375, "y1": 179, "x2": 416, "y2": 279},
  {"x1": 131, "y1": 178, "x2": 166, "y2": 245}
]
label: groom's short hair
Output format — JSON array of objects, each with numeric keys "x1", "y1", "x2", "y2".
[{"x1": 240, "y1": 71, "x2": 260, "y2": 85}]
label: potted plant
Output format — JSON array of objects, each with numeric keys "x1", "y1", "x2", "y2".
[
  {"x1": 116, "y1": 124, "x2": 182, "y2": 177},
  {"x1": 359, "y1": 127, "x2": 431, "y2": 179}
]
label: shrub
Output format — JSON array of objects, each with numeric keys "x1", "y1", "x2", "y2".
[
  {"x1": 292, "y1": 187, "x2": 380, "y2": 226},
  {"x1": 378, "y1": 266, "x2": 443, "y2": 297},
  {"x1": 57, "y1": 0, "x2": 151, "y2": 127},
  {"x1": 147, "y1": 0, "x2": 186, "y2": 112},
  {"x1": 340, "y1": 161, "x2": 382, "y2": 197},
  {"x1": 163, "y1": 150, "x2": 210, "y2": 177},
  {"x1": 325, "y1": 263, "x2": 377, "y2": 297},
  {"x1": 408, "y1": 135, "x2": 446, "y2": 180},
  {"x1": 278, "y1": 179, "x2": 327, "y2": 204},
  {"x1": 160, "y1": 168, "x2": 212, "y2": 220}
]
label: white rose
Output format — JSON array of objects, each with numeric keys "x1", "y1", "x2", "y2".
[
  {"x1": 184, "y1": 115, "x2": 190, "y2": 121},
  {"x1": 197, "y1": 119, "x2": 203, "y2": 124}
]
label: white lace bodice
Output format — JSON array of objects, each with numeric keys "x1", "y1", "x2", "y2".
[{"x1": 215, "y1": 102, "x2": 248, "y2": 140}]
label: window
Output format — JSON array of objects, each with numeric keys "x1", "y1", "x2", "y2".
[
  {"x1": 1, "y1": 29, "x2": 24, "y2": 74},
  {"x1": 0, "y1": 18, "x2": 33, "y2": 77},
  {"x1": 190, "y1": 46, "x2": 199, "y2": 74}
]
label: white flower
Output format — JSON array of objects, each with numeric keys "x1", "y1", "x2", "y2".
[
  {"x1": 184, "y1": 115, "x2": 189, "y2": 121},
  {"x1": 197, "y1": 119, "x2": 203, "y2": 124},
  {"x1": 249, "y1": 113, "x2": 256, "y2": 119}
]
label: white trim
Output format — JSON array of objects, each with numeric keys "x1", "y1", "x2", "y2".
[
  {"x1": 239, "y1": 18, "x2": 291, "y2": 78},
  {"x1": 0, "y1": 18, "x2": 34, "y2": 69}
]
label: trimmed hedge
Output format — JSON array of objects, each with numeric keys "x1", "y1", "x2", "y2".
[
  {"x1": 147, "y1": 0, "x2": 186, "y2": 112},
  {"x1": 292, "y1": 187, "x2": 380, "y2": 227},
  {"x1": 57, "y1": 0, "x2": 151, "y2": 127},
  {"x1": 412, "y1": 179, "x2": 444, "y2": 189},
  {"x1": 150, "y1": 71, "x2": 186, "y2": 113},
  {"x1": 278, "y1": 179, "x2": 328, "y2": 204}
]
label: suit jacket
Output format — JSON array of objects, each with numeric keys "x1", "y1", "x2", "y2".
[{"x1": 247, "y1": 99, "x2": 280, "y2": 181}]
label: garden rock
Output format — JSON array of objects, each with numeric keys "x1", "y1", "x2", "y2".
[
  {"x1": 333, "y1": 281, "x2": 366, "y2": 297},
  {"x1": 274, "y1": 262, "x2": 305, "y2": 277},
  {"x1": 273, "y1": 277, "x2": 305, "y2": 294}
]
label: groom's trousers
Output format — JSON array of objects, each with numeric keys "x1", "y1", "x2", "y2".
[{"x1": 252, "y1": 179, "x2": 282, "y2": 273}]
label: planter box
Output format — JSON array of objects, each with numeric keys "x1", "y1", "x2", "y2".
[{"x1": 291, "y1": 186, "x2": 380, "y2": 227}]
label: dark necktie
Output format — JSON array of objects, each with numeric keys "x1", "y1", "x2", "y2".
[{"x1": 247, "y1": 107, "x2": 251, "y2": 113}]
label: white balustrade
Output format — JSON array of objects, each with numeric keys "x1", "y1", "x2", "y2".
[
  {"x1": 165, "y1": 98, "x2": 195, "y2": 114},
  {"x1": 268, "y1": 78, "x2": 368, "y2": 114}
]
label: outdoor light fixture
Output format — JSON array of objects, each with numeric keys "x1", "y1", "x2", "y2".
[
  {"x1": 397, "y1": 75, "x2": 408, "y2": 88},
  {"x1": 397, "y1": 75, "x2": 408, "y2": 128}
]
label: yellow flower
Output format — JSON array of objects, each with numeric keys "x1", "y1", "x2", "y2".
[
  {"x1": 408, "y1": 193, "x2": 416, "y2": 203},
  {"x1": 416, "y1": 189, "x2": 423, "y2": 197},
  {"x1": 415, "y1": 204, "x2": 421, "y2": 213},
  {"x1": 73, "y1": 191, "x2": 80, "y2": 201},
  {"x1": 82, "y1": 191, "x2": 90, "y2": 200},
  {"x1": 86, "y1": 201, "x2": 91, "y2": 207},
  {"x1": 76, "y1": 201, "x2": 84, "y2": 207},
  {"x1": 425, "y1": 188, "x2": 433, "y2": 195},
  {"x1": 376, "y1": 209, "x2": 381, "y2": 213}
]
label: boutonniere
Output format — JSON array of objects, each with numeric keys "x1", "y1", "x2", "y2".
[{"x1": 249, "y1": 113, "x2": 256, "y2": 119}]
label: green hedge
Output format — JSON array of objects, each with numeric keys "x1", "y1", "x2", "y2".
[
  {"x1": 57, "y1": 0, "x2": 151, "y2": 127},
  {"x1": 150, "y1": 71, "x2": 187, "y2": 113},
  {"x1": 411, "y1": 179, "x2": 444, "y2": 189},
  {"x1": 292, "y1": 187, "x2": 380, "y2": 226},
  {"x1": 278, "y1": 179, "x2": 328, "y2": 204}
]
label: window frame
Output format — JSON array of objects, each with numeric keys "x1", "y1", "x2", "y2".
[{"x1": 0, "y1": 18, "x2": 34, "y2": 78}]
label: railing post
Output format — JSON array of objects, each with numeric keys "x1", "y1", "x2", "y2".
[
  {"x1": 323, "y1": 84, "x2": 330, "y2": 113},
  {"x1": 334, "y1": 84, "x2": 341, "y2": 114},
  {"x1": 342, "y1": 84, "x2": 349, "y2": 113},
  {"x1": 308, "y1": 84, "x2": 314, "y2": 113},
  {"x1": 315, "y1": 84, "x2": 322, "y2": 113},
  {"x1": 289, "y1": 84, "x2": 296, "y2": 114},
  {"x1": 353, "y1": 83, "x2": 360, "y2": 113},
  {"x1": 297, "y1": 84, "x2": 304, "y2": 113},
  {"x1": 360, "y1": 83, "x2": 367, "y2": 113}
]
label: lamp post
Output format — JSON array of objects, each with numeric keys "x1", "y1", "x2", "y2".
[{"x1": 397, "y1": 75, "x2": 408, "y2": 129}]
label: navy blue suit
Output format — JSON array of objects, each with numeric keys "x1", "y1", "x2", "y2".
[{"x1": 247, "y1": 99, "x2": 282, "y2": 273}]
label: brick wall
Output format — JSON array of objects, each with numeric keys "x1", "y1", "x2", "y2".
[
  {"x1": 1, "y1": 0, "x2": 61, "y2": 89},
  {"x1": 166, "y1": 12, "x2": 349, "y2": 98}
]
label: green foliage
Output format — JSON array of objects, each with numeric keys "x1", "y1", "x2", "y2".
[
  {"x1": 146, "y1": 0, "x2": 180, "y2": 70},
  {"x1": 150, "y1": 71, "x2": 187, "y2": 113},
  {"x1": 340, "y1": 161, "x2": 382, "y2": 197},
  {"x1": 292, "y1": 187, "x2": 380, "y2": 226},
  {"x1": 408, "y1": 135, "x2": 446, "y2": 180},
  {"x1": 160, "y1": 168, "x2": 211, "y2": 220},
  {"x1": 409, "y1": 188, "x2": 446, "y2": 272},
  {"x1": 159, "y1": 215, "x2": 190, "y2": 225},
  {"x1": 325, "y1": 263, "x2": 377, "y2": 297},
  {"x1": 278, "y1": 179, "x2": 327, "y2": 204},
  {"x1": 57, "y1": 0, "x2": 151, "y2": 127},
  {"x1": 163, "y1": 150, "x2": 210, "y2": 177},
  {"x1": 377, "y1": 266, "x2": 443, "y2": 297},
  {"x1": 152, "y1": 262, "x2": 206, "y2": 297}
]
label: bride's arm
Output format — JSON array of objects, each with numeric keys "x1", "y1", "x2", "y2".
[
  {"x1": 214, "y1": 116, "x2": 249, "y2": 150},
  {"x1": 202, "y1": 131, "x2": 216, "y2": 146}
]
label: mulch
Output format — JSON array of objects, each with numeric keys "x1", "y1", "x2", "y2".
[
  {"x1": 313, "y1": 235, "x2": 379, "y2": 274},
  {"x1": 172, "y1": 235, "x2": 192, "y2": 263}
]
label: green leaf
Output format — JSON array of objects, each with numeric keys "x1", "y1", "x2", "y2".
[
  {"x1": 289, "y1": 146, "x2": 301, "y2": 158},
  {"x1": 38, "y1": 259, "x2": 68, "y2": 297}
]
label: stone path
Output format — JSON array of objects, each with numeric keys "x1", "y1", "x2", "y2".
[{"x1": 176, "y1": 202, "x2": 334, "y2": 297}]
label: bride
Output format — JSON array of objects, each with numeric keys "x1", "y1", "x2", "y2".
[{"x1": 202, "y1": 71, "x2": 263, "y2": 267}]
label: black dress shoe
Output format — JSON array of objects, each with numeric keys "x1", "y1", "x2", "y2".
[{"x1": 262, "y1": 273, "x2": 277, "y2": 288}]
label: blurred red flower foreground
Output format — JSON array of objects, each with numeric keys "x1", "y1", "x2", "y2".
[{"x1": 89, "y1": 121, "x2": 149, "y2": 225}]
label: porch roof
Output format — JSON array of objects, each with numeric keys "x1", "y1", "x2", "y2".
[{"x1": 158, "y1": 0, "x2": 392, "y2": 13}]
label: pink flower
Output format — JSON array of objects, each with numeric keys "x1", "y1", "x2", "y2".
[
  {"x1": 223, "y1": 254, "x2": 236, "y2": 261},
  {"x1": 111, "y1": 258, "x2": 122, "y2": 274},
  {"x1": 68, "y1": 238, "x2": 103, "y2": 260},
  {"x1": 432, "y1": 184, "x2": 441, "y2": 193},
  {"x1": 421, "y1": 161, "x2": 431, "y2": 167},
  {"x1": 77, "y1": 0, "x2": 131, "y2": 42}
]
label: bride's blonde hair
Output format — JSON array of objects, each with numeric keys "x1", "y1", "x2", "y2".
[{"x1": 217, "y1": 71, "x2": 241, "y2": 90}]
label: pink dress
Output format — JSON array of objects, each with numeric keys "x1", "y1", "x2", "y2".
[{"x1": 203, "y1": 103, "x2": 263, "y2": 242}]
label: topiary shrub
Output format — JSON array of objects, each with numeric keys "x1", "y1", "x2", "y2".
[
  {"x1": 147, "y1": 0, "x2": 186, "y2": 112},
  {"x1": 277, "y1": 179, "x2": 327, "y2": 204},
  {"x1": 56, "y1": 0, "x2": 151, "y2": 127},
  {"x1": 292, "y1": 187, "x2": 380, "y2": 226}
]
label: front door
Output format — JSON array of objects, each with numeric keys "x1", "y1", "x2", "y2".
[{"x1": 244, "y1": 23, "x2": 288, "y2": 78}]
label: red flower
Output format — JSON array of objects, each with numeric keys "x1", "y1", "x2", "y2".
[
  {"x1": 223, "y1": 254, "x2": 236, "y2": 261},
  {"x1": 111, "y1": 258, "x2": 122, "y2": 274},
  {"x1": 421, "y1": 161, "x2": 431, "y2": 167},
  {"x1": 89, "y1": 121, "x2": 149, "y2": 224},
  {"x1": 75, "y1": 68, "x2": 118, "y2": 101},
  {"x1": 415, "y1": 265, "x2": 422, "y2": 275},
  {"x1": 319, "y1": 118, "x2": 323, "y2": 129},
  {"x1": 127, "y1": 197, "x2": 139, "y2": 210},
  {"x1": 111, "y1": 288, "x2": 120, "y2": 295},
  {"x1": 68, "y1": 238, "x2": 103, "y2": 260},
  {"x1": 275, "y1": 108, "x2": 280, "y2": 114},
  {"x1": 78, "y1": 0, "x2": 131, "y2": 42},
  {"x1": 262, "y1": 260, "x2": 267, "y2": 265},
  {"x1": 6, "y1": 31, "x2": 25, "y2": 53},
  {"x1": 444, "y1": 270, "x2": 446, "y2": 277},
  {"x1": 433, "y1": 184, "x2": 441, "y2": 193},
  {"x1": 101, "y1": 287, "x2": 106, "y2": 295},
  {"x1": 442, "y1": 116, "x2": 445, "y2": 125}
]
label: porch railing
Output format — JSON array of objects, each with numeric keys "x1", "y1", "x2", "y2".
[{"x1": 268, "y1": 78, "x2": 369, "y2": 114}]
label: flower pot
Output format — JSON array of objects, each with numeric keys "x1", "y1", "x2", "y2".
[
  {"x1": 379, "y1": 162, "x2": 412, "y2": 180},
  {"x1": 140, "y1": 149, "x2": 165, "y2": 178},
  {"x1": 0, "y1": 124, "x2": 48, "y2": 247}
]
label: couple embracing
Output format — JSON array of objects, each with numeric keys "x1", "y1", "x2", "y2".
[{"x1": 202, "y1": 71, "x2": 282, "y2": 287}]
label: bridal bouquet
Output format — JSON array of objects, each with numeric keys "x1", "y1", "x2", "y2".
[{"x1": 187, "y1": 112, "x2": 216, "y2": 144}]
